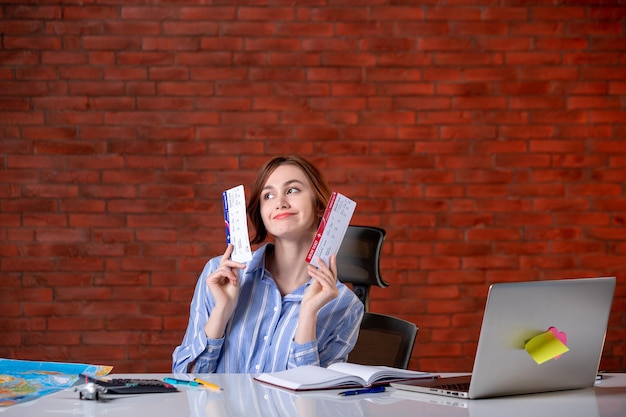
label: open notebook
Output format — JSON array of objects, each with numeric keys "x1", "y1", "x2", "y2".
[
  {"x1": 255, "y1": 363, "x2": 436, "y2": 391},
  {"x1": 391, "y1": 277, "x2": 616, "y2": 399}
]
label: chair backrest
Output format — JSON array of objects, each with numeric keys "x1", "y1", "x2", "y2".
[
  {"x1": 336, "y1": 225, "x2": 389, "y2": 311},
  {"x1": 348, "y1": 312, "x2": 418, "y2": 369}
]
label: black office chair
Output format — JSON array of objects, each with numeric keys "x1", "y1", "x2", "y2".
[
  {"x1": 336, "y1": 225, "x2": 389, "y2": 311},
  {"x1": 338, "y1": 225, "x2": 419, "y2": 369},
  {"x1": 348, "y1": 312, "x2": 419, "y2": 369}
]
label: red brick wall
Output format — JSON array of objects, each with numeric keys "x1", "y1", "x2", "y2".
[{"x1": 1, "y1": 1, "x2": 625, "y2": 373}]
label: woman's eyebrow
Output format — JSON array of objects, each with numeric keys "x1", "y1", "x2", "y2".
[{"x1": 262, "y1": 179, "x2": 305, "y2": 191}]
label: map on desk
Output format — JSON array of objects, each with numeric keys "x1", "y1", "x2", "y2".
[{"x1": 0, "y1": 359, "x2": 112, "y2": 407}]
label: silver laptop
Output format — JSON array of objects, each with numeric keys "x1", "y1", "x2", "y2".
[{"x1": 391, "y1": 277, "x2": 616, "y2": 399}]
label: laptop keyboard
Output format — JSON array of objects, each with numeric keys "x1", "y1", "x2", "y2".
[{"x1": 82, "y1": 375, "x2": 178, "y2": 394}]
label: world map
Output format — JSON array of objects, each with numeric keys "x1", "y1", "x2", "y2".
[{"x1": 0, "y1": 359, "x2": 112, "y2": 407}]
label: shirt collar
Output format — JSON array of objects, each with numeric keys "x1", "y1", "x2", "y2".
[
  {"x1": 247, "y1": 243, "x2": 313, "y2": 296},
  {"x1": 246, "y1": 242, "x2": 272, "y2": 274}
]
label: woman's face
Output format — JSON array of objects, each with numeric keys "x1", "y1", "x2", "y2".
[{"x1": 259, "y1": 164, "x2": 318, "y2": 241}]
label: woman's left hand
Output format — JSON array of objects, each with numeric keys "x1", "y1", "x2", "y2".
[
  {"x1": 294, "y1": 255, "x2": 340, "y2": 345},
  {"x1": 302, "y1": 255, "x2": 339, "y2": 315}
]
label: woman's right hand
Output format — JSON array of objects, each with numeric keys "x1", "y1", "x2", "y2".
[{"x1": 204, "y1": 244, "x2": 245, "y2": 338}]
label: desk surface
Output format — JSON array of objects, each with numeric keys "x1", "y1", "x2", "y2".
[{"x1": 2, "y1": 373, "x2": 626, "y2": 417}]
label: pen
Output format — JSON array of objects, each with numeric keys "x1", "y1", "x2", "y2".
[
  {"x1": 194, "y1": 377, "x2": 222, "y2": 392},
  {"x1": 163, "y1": 377, "x2": 201, "y2": 387},
  {"x1": 338, "y1": 386, "x2": 386, "y2": 396}
]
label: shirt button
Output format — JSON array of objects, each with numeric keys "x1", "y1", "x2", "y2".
[
  {"x1": 273, "y1": 307, "x2": 278, "y2": 312},
  {"x1": 255, "y1": 364, "x2": 260, "y2": 370},
  {"x1": 264, "y1": 336, "x2": 269, "y2": 341}
]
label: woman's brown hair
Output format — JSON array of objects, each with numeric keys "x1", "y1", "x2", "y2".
[{"x1": 247, "y1": 155, "x2": 332, "y2": 244}]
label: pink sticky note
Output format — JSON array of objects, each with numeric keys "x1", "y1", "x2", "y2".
[{"x1": 548, "y1": 326, "x2": 567, "y2": 359}]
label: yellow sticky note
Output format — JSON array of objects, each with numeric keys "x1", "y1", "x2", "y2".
[{"x1": 525, "y1": 330, "x2": 570, "y2": 365}]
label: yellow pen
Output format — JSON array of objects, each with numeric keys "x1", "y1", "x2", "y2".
[{"x1": 194, "y1": 377, "x2": 222, "y2": 392}]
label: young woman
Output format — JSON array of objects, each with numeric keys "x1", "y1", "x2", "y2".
[{"x1": 172, "y1": 155, "x2": 364, "y2": 373}]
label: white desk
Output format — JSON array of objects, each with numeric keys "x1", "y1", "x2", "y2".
[{"x1": 2, "y1": 373, "x2": 625, "y2": 417}]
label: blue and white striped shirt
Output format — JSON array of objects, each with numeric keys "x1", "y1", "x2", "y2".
[{"x1": 172, "y1": 243, "x2": 364, "y2": 374}]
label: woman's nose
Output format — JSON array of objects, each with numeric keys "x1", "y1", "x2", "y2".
[{"x1": 275, "y1": 195, "x2": 289, "y2": 209}]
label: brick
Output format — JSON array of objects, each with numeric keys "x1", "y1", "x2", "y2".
[
  {"x1": 566, "y1": 52, "x2": 622, "y2": 65},
  {"x1": 589, "y1": 110, "x2": 626, "y2": 123},
  {"x1": 23, "y1": 213, "x2": 68, "y2": 227},
  {"x1": 365, "y1": 68, "x2": 420, "y2": 82},
  {"x1": 69, "y1": 346, "x2": 128, "y2": 363},
  {"x1": 373, "y1": 6, "x2": 425, "y2": 20},
  {"x1": 35, "y1": 143, "x2": 105, "y2": 155},
  {"x1": 0, "y1": 244, "x2": 19, "y2": 258},
  {"x1": 47, "y1": 112, "x2": 104, "y2": 126},
  {"x1": 308, "y1": 7, "x2": 366, "y2": 21},
  {"x1": 585, "y1": 227, "x2": 626, "y2": 240},
  {"x1": 440, "y1": 155, "x2": 494, "y2": 170},
  {"x1": 179, "y1": 6, "x2": 236, "y2": 20},
  {"x1": 435, "y1": 243, "x2": 491, "y2": 256},
  {"x1": 307, "y1": 68, "x2": 362, "y2": 81},
  {"x1": 393, "y1": 241, "x2": 433, "y2": 257},
  {"x1": 476, "y1": 37, "x2": 531, "y2": 51},
  {"x1": 128, "y1": 347, "x2": 174, "y2": 363},
  {"x1": 553, "y1": 213, "x2": 611, "y2": 226},
  {"x1": 106, "y1": 316, "x2": 163, "y2": 331},
  {"x1": 434, "y1": 52, "x2": 494, "y2": 66},
  {"x1": 279, "y1": 23, "x2": 334, "y2": 37},
  {"x1": 0, "y1": 20, "x2": 44, "y2": 36},
  {"x1": 11, "y1": 65, "x2": 46, "y2": 87},
  {"x1": 1, "y1": 288, "x2": 53, "y2": 301},
  {"x1": 233, "y1": 51, "x2": 269, "y2": 67},
  {"x1": 521, "y1": 255, "x2": 577, "y2": 269},
  {"x1": 4, "y1": 5, "x2": 62, "y2": 19},
  {"x1": 118, "y1": 254, "x2": 178, "y2": 271},
  {"x1": 336, "y1": 22, "x2": 394, "y2": 37},
  {"x1": 112, "y1": 286, "x2": 170, "y2": 301},
  {"x1": 424, "y1": 185, "x2": 465, "y2": 198},
  {"x1": 418, "y1": 111, "x2": 473, "y2": 125},
  {"x1": 494, "y1": 241, "x2": 548, "y2": 256},
  {"x1": 23, "y1": 332, "x2": 81, "y2": 346},
  {"x1": 467, "y1": 228, "x2": 522, "y2": 241},
  {"x1": 301, "y1": 38, "x2": 358, "y2": 52},
  {"x1": 483, "y1": 7, "x2": 528, "y2": 20},
  {"x1": 419, "y1": 37, "x2": 474, "y2": 51},
  {"x1": 0, "y1": 316, "x2": 47, "y2": 333},
  {"x1": 168, "y1": 21, "x2": 219, "y2": 37},
  {"x1": 554, "y1": 154, "x2": 607, "y2": 169},
  {"x1": 0, "y1": 332, "x2": 20, "y2": 347},
  {"x1": 0, "y1": 98, "x2": 28, "y2": 112},
  {"x1": 609, "y1": 82, "x2": 626, "y2": 94},
  {"x1": 612, "y1": 155, "x2": 626, "y2": 168},
  {"x1": 145, "y1": 301, "x2": 190, "y2": 320},
  {"x1": 430, "y1": 328, "x2": 480, "y2": 344},
  {"x1": 382, "y1": 83, "x2": 434, "y2": 96},
  {"x1": 571, "y1": 183, "x2": 623, "y2": 197},
  {"x1": 363, "y1": 38, "x2": 416, "y2": 52},
  {"x1": 591, "y1": 166, "x2": 626, "y2": 183},
  {"x1": 363, "y1": 111, "x2": 416, "y2": 125},
  {"x1": 283, "y1": 111, "x2": 327, "y2": 125},
  {"x1": 82, "y1": 331, "x2": 141, "y2": 346},
  {"x1": 64, "y1": 6, "x2": 118, "y2": 19}
]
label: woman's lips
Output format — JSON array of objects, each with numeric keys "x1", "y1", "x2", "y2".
[{"x1": 273, "y1": 212, "x2": 295, "y2": 220}]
